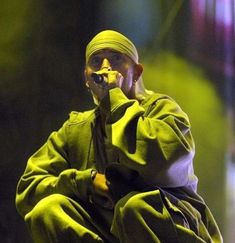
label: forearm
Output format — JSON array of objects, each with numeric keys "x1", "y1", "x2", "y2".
[
  {"x1": 16, "y1": 168, "x2": 93, "y2": 217},
  {"x1": 15, "y1": 122, "x2": 94, "y2": 217},
  {"x1": 101, "y1": 88, "x2": 195, "y2": 187}
]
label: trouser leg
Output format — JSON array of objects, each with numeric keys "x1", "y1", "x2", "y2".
[
  {"x1": 111, "y1": 190, "x2": 206, "y2": 243},
  {"x1": 25, "y1": 194, "x2": 116, "y2": 243}
]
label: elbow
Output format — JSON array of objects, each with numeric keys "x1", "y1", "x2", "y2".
[
  {"x1": 15, "y1": 179, "x2": 35, "y2": 218},
  {"x1": 15, "y1": 193, "x2": 29, "y2": 218}
]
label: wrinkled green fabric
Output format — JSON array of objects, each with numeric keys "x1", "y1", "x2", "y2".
[
  {"x1": 85, "y1": 30, "x2": 139, "y2": 64},
  {"x1": 15, "y1": 87, "x2": 222, "y2": 242}
]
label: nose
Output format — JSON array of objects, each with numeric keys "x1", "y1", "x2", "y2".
[{"x1": 101, "y1": 58, "x2": 112, "y2": 71}]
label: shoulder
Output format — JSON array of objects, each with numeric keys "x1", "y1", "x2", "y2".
[
  {"x1": 66, "y1": 109, "x2": 96, "y2": 125},
  {"x1": 58, "y1": 109, "x2": 96, "y2": 141},
  {"x1": 141, "y1": 92, "x2": 177, "y2": 107},
  {"x1": 141, "y1": 92, "x2": 188, "y2": 119}
]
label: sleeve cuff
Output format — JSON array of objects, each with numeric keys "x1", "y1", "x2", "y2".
[
  {"x1": 74, "y1": 168, "x2": 94, "y2": 201},
  {"x1": 99, "y1": 88, "x2": 130, "y2": 112}
]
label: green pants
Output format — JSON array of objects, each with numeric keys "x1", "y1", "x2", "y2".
[{"x1": 25, "y1": 191, "x2": 213, "y2": 243}]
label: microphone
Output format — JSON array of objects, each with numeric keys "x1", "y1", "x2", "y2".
[{"x1": 91, "y1": 73, "x2": 104, "y2": 84}]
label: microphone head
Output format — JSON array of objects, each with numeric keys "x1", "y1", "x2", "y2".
[{"x1": 91, "y1": 73, "x2": 104, "y2": 83}]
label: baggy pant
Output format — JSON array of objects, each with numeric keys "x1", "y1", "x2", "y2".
[{"x1": 25, "y1": 190, "x2": 218, "y2": 243}]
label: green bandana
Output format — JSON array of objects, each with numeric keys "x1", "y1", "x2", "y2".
[{"x1": 85, "y1": 30, "x2": 139, "y2": 64}]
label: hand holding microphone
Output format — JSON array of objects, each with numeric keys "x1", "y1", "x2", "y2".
[
  {"x1": 86, "y1": 67, "x2": 123, "y2": 102},
  {"x1": 91, "y1": 67, "x2": 112, "y2": 84},
  {"x1": 91, "y1": 67, "x2": 123, "y2": 87}
]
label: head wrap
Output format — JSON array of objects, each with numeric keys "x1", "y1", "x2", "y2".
[{"x1": 85, "y1": 30, "x2": 139, "y2": 64}]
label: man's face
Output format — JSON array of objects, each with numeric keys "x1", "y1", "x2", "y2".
[{"x1": 85, "y1": 49, "x2": 138, "y2": 98}]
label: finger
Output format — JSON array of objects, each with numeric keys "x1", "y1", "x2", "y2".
[{"x1": 107, "y1": 71, "x2": 123, "y2": 85}]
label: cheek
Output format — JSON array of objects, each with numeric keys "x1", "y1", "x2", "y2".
[
  {"x1": 120, "y1": 64, "x2": 133, "y2": 78},
  {"x1": 122, "y1": 70, "x2": 134, "y2": 90},
  {"x1": 126, "y1": 67, "x2": 135, "y2": 81}
]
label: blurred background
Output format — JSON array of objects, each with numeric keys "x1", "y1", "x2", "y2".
[{"x1": 0, "y1": 0, "x2": 234, "y2": 242}]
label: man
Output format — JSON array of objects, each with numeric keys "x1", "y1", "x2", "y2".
[{"x1": 16, "y1": 30, "x2": 223, "y2": 242}]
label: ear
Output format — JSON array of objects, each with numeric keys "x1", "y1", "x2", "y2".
[{"x1": 134, "y1": 63, "x2": 143, "y2": 81}]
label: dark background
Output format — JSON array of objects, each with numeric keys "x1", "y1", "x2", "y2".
[{"x1": 1, "y1": 0, "x2": 234, "y2": 242}]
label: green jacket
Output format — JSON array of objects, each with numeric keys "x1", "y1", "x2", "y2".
[{"x1": 16, "y1": 88, "x2": 197, "y2": 217}]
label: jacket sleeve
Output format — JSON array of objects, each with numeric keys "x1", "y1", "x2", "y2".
[
  {"x1": 15, "y1": 120, "x2": 93, "y2": 217},
  {"x1": 100, "y1": 88, "x2": 196, "y2": 189}
]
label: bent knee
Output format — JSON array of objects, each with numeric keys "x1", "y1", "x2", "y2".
[
  {"x1": 114, "y1": 190, "x2": 163, "y2": 220},
  {"x1": 115, "y1": 192, "x2": 147, "y2": 218},
  {"x1": 25, "y1": 194, "x2": 69, "y2": 223}
]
